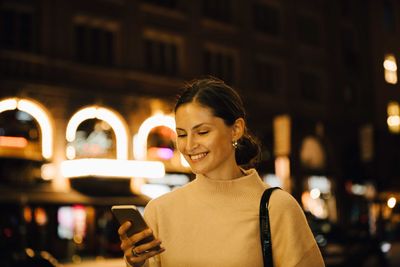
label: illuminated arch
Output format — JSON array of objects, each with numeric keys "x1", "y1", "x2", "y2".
[
  {"x1": 0, "y1": 97, "x2": 54, "y2": 159},
  {"x1": 133, "y1": 113, "x2": 175, "y2": 160},
  {"x1": 66, "y1": 106, "x2": 129, "y2": 160},
  {"x1": 133, "y1": 113, "x2": 189, "y2": 167}
]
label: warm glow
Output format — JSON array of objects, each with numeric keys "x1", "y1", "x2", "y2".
[
  {"x1": 148, "y1": 147, "x2": 174, "y2": 160},
  {"x1": 384, "y1": 54, "x2": 398, "y2": 84},
  {"x1": 66, "y1": 145, "x2": 76, "y2": 160},
  {"x1": 310, "y1": 188, "x2": 321, "y2": 199},
  {"x1": 25, "y1": 248, "x2": 35, "y2": 258},
  {"x1": 66, "y1": 107, "x2": 96, "y2": 142},
  {"x1": 385, "y1": 71, "x2": 398, "y2": 84},
  {"x1": 0, "y1": 98, "x2": 54, "y2": 159},
  {"x1": 388, "y1": 101, "x2": 400, "y2": 116},
  {"x1": 384, "y1": 57, "x2": 397, "y2": 71},
  {"x1": 0, "y1": 98, "x2": 17, "y2": 113},
  {"x1": 275, "y1": 156, "x2": 290, "y2": 186},
  {"x1": 41, "y1": 163, "x2": 56, "y2": 180},
  {"x1": 273, "y1": 115, "x2": 291, "y2": 156},
  {"x1": 66, "y1": 106, "x2": 129, "y2": 159},
  {"x1": 387, "y1": 102, "x2": 400, "y2": 133},
  {"x1": 387, "y1": 115, "x2": 400, "y2": 126},
  {"x1": 18, "y1": 100, "x2": 54, "y2": 159},
  {"x1": 301, "y1": 191, "x2": 328, "y2": 219},
  {"x1": 23, "y1": 206, "x2": 32, "y2": 223},
  {"x1": 61, "y1": 158, "x2": 165, "y2": 179},
  {"x1": 57, "y1": 206, "x2": 87, "y2": 241},
  {"x1": 34, "y1": 207, "x2": 48, "y2": 226},
  {"x1": 388, "y1": 197, "x2": 397, "y2": 209},
  {"x1": 140, "y1": 184, "x2": 171, "y2": 199},
  {"x1": 308, "y1": 176, "x2": 331, "y2": 194},
  {"x1": 0, "y1": 136, "x2": 28, "y2": 148},
  {"x1": 134, "y1": 113, "x2": 189, "y2": 166}
]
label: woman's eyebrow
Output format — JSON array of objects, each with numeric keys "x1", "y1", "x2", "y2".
[{"x1": 176, "y1": 123, "x2": 209, "y2": 132}]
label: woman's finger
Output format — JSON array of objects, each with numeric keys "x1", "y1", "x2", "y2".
[
  {"x1": 120, "y1": 228, "x2": 153, "y2": 251},
  {"x1": 135, "y1": 239, "x2": 162, "y2": 254},
  {"x1": 127, "y1": 247, "x2": 166, "y2": 265},
  {"x1": 128, "y1": 228, "x2": 153, "y2": 245},
  {"x1": 118, "y1": 221, "x2": 132, "y2": 236}
]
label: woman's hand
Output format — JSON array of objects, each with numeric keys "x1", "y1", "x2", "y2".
[{"x1": 118, "y1": 221, "x2": 165, "y2": 267}]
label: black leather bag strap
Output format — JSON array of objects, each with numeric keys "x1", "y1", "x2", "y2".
[{"x1": 260, "y1": 187, "x2": 280, "y2": 267}]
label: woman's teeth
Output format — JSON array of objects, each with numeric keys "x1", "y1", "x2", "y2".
[{"x1": 190, "y1": 153, "x2": 207, "y2": 160}]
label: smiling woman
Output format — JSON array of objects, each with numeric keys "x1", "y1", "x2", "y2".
[
  {"x1": 117, "y1": 77, "x2": 325, "y2": 267},
  {"x1": 174, "y1": 78, "x2": 261, "y2": 169},
  {"x1": 175, "y1": 80, "x2": 260, "y2": 179},
  {"x1": 175, "y1": 102, "x2": 244, "y2": 180}
]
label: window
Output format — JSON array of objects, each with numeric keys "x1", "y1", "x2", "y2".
[
  {"x1": 147, "y1": 126, "x2": 176, "y2": 161},
  {"x1": 383, "y1": 0, "x2": 395, "y2": 32},
  {"x1": 343, "y1": 83, "x2": 357, "y2": 106},
  {"x1": 73, "y1": 16, "x2": 118, "y2": 66},
  {"x1": 341, "y1": 28, "x2": 358, "y2": 73},
  {"x1": 0, "y1": 7, "x2": 36, "y2": 52},
  {"x1": 297, "y1": 15, "x2": 320, "y2": 46},
  {"x1": 299, "y1": 71, "x2": 321, "y2": 102},
  {"x1": 144, "y1": 40, "x2": 178, "y2": 75},
  {"x1": 203, "y1": 45, "x2": 236, "y2": 84},
  {"x1": 143, "y1": 31, "x2": 182, "y2": 76},
  {"x1": 203, "y1": 0, "x2": 232, "y2": 23},
  {"x1": 254, "y1": 59, "x2": 282, "y2": 95},
  {"x1": 69, "y1": 119, "x2": 116, "y2": 159},
  {"x1": 0, "y1": 110, "x2": 42, "y2": 183},
  {"x1": 253, "y1": 3, "x2": 281, "y2": 36},
  {"x1": 339, "y1": 0, "x2": 352, "y2": 18}
]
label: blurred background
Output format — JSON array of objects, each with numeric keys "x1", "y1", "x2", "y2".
[{"x1": 0, "y1": 0, "x2": 400, "y2": 266}]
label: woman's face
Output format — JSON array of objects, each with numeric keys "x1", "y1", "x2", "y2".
[{"x1": 175, "y1": 102, "x2": 237, "y2": 179}]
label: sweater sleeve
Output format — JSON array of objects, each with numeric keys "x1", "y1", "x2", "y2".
[
  {"x1": 143, "y1": 199, "x2": 162, "y2": 267},
  {"x1": 269, "y1": 190, "x2": 325, "y2": 267}
]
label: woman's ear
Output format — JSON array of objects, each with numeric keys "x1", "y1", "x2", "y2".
[{"x1": 232, "y1": 118, "x2": 245, "y2": 141}]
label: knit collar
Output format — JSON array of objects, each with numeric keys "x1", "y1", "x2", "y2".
[{"x1": 193, "y1": 168, "x2": 266, "y2": 194}]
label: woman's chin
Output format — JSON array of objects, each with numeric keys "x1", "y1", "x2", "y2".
[{"x1": 189, "y1": 166, "x2": 205, "y2": 175}]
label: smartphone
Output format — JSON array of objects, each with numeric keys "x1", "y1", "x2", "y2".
[{"x1": 111, "y1": 205, "x2": 160, "y2": 249}]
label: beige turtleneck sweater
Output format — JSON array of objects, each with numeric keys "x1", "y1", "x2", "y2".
[{"x1": 142, "y1": 169, "x2": 324, "y2": 267}]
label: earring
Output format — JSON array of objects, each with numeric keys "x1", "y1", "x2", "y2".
[{"x1": 232, "y1": 140, "x2": 238, "y2": 149}]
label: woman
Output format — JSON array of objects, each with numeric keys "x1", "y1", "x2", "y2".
[{"x1": 118, "y1": 78, "x2": 325, "y2": 267}]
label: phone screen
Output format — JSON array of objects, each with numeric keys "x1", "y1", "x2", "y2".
[{"x1": 111, "y1": 205, "x2": 159, "y2": 248}]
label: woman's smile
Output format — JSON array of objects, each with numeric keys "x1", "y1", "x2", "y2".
[{"x1": 189, "y1": 152, "x2": 208, "y2": 161}]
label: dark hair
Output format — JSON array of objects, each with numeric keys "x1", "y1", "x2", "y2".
[{"x1": 174, "y1": 77, "x2": 261, "y2": 167}]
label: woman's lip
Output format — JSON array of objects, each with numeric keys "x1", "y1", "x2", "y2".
[{"x1": 189, "y1": 152, "x2": 208, "y2": 161}]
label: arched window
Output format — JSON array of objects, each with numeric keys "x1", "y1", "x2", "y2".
[
  {"x1": 0, "y1": 98, "x2": 53, "y2": 160},
  {"x1": 0, "y1": 97, "x2": 54, "y2": 183},
  {"x1": 147, "y1": 126, "x2": 176, "y2": 161},
  {"x1": 66, "y1": 106, "x2": 129, "y2": 160},
  {"x1": 133, "y1": 113, "x2": 189, "y2": 170}
]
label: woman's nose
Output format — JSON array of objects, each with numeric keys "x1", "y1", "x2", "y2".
[{"x1": 185, "y1": 135, "x2": 198, "y2": 151}]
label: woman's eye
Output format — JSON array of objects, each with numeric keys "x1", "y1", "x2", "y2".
[
  {"x1": 177, "y1": 134, "x2": 187, "y2": 138},
  {"x1": 198, "y1": 131, "x2": 209, "y2": 135}
]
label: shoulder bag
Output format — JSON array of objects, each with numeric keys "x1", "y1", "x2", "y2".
[{"x1": 260, "y1": 187, "x2": 280, "y2": 267}]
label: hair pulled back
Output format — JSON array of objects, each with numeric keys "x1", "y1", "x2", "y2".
[{"x1": 174, "y1": 77, "x2": 261, "y2": 167}]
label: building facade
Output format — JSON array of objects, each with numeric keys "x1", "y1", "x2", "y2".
[{"x1": 1, "y1": 0, "x2": 399, "y2": 263}]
